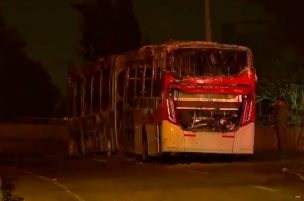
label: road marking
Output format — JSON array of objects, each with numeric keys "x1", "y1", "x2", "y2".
[
  {"x1": 0, "y1": 166, "x2": 86, "y2": 201},
  {"x1": 282, "y1": 168, "x2": 304, "y2": 181},
  {"x1": 252, "y1": 185, "x2": 279, "y2": 192}
]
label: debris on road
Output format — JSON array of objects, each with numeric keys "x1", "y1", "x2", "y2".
[{"x1": 1, "y1": 179, "x2": 24, "y2": 201}]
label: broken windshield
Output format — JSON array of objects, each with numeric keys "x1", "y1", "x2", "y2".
[{"x1": 168, "y1": 48, "x2": 248, "y2": 77}]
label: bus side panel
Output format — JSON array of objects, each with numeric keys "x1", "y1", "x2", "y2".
[
  {"x1": 161, "y1": 120, "x2": 184, "y2": 152},
  {"x1": 232, "y1": 122, "x2": 255, "y2": 154}
]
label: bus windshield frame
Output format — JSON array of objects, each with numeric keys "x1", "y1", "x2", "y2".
[{"x1": 167, "y1": 48, "x2": 248, "y2": 78}]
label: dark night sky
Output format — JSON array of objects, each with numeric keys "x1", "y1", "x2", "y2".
[{"x1": 1, "y1": 0, "x2": 275, "y2": 95}]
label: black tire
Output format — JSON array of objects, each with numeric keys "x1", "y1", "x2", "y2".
[{"x1": 142, "y1": 126, "x2": 148, "y2": 161}]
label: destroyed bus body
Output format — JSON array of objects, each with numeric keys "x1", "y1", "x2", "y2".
[
  {"x1": 67, "y1": 55, "x2": 120, "y2": 156},
  {"x1": 67, "y1": 41, "x2": 256, "y2": 158},
  {"x1": 122, "y1": 41, "x2": 256, "y2": 158}
]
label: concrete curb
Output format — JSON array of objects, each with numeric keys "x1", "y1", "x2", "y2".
[{"x1": 168, "y1": 158, "x2": 304, "y2": 169}]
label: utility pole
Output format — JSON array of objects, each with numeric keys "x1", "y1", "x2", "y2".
[{"x1": 204, "y1": 0, "x2": 212, "y2": 41}]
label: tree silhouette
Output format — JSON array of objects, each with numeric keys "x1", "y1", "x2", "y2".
[
  {"x1": 253, "y1": 0, "x2": 304, "y2": 84},
  {"x1": 249, "y1": 0, "x2": 304, "y2": 68},
  {"x1": 115, "y1": 0, "x2": 141, "y2": 53},
  {"x1": 249, "y1": 0, "x2": 303, "y2": 46},
  {"x1": 72, "y1": 0, "x2": 141, "y2": 61},
  {"x1": 0, "y1": 10, "x2": 60, "y2": 117}
]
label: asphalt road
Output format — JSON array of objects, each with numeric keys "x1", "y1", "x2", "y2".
[{"x1": 0, "y1": 154, "x2": 303, "y2": 201}]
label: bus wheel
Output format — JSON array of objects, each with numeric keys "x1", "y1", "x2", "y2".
[
  {"x1": 142, "y1": 126, "x2": 148, "y2": 161},
  {"x1": 106, "y1": 127, "x2": 113, "y2": 157}
]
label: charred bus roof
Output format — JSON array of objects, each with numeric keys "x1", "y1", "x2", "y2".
[
  {"x1": 73, "y1": 54, "x2": 119, "y2": 77},
  {"x1": 140, "y1": 40, "x2": 251, "y2": 52},
  {"x1": 73, "y1": 41, "x2": 252, "y2": 77},
  {"x1": 125, "y1": 40, "x2": 252, "y2": 61}
]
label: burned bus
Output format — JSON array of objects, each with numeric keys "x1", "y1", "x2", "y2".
[{"x1": 67, "y1": 41, "x2": 256, "y2": 159}]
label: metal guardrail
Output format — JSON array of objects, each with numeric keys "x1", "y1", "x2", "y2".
[{"x1": 0, "y1": 117, "x2": 68, "y2": 125}]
